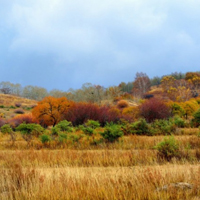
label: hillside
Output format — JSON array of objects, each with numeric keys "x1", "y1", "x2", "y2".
[{"x1": 0, "y1": 94, "x2": 37, "y2": 119}]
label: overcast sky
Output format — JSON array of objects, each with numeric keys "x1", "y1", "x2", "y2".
[{"x1": 0, "y1": 0, "x2": 200, "y2": 91}]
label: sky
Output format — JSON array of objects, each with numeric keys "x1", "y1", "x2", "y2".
[{"x1": 0, "y1": 0, "x2": 200, "y2": 91}]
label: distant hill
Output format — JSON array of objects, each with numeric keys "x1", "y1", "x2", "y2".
[{"x1": 0, "y1": 94, "x2": 37, "y2": 119}]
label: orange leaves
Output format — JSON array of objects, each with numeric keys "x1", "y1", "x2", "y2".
[{"x1": 32, "y1": 96, "x2": 73, "y2": 127}]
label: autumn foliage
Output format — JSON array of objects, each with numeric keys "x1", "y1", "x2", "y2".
[
  {"x1": 64, "y1": 102, "x2": 121, "y2": 126},
  {"x1": 32, "y1": 96, "x2": 73, "y2": 127},
  {"x1": 9, "y1": 114, "x2": 38, "y2": 128},
  {"x1": 139, "y1": 98, "x2": 171, "y2": 122}
]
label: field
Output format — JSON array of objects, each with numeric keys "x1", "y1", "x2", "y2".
[
  {"x1": 0, "y1": 133, "x2": 199, "y2": 200},
  {"x1": 0, "y1": 94, "x2": 200, "y2": 199}
]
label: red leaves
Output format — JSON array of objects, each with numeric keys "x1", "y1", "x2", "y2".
[
  {"x1": 139, "y1": 98, "x2": 171, "y2": 122},
  {"x1": 64, "y1": 102, "x2": 121, "y2": 126}
]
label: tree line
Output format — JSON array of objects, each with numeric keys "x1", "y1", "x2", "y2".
[{"x1": 1, "y1": 71, "x2": 200, "y2": 102}]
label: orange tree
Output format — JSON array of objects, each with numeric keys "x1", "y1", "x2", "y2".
[{"x1": 32, "y1": 96, "x2": 73, "y2": 127}]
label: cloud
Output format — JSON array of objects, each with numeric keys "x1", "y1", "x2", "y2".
[{"x1": 1, "y1": 0, "x2": 200, "y2": 90}]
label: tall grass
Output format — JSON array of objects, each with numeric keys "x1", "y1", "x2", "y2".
[{"x1": 0, "y1": 161, "x2": 199, "y2": 200}]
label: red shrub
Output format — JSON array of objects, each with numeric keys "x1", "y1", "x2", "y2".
[
  {"x1": 98, "y1": 106, "x2": 121, "y2": 126},
  {"x1": 0, "y1": 118, "x2": 6, "y2": 128},
  {"x1": 64, "y1": 102, "x2": 122, "y2": 126},
  {"x1": 8, "y1": 114, "x2": 38, "y2": 128},
  {"x1": 139, "y1": 98, "x2": 171, "y2": 122}
]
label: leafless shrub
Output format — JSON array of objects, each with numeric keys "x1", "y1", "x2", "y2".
[
  {"x1": 15, "y1": 102, "x2": 21, "y2": 107},
  {"x1": 14, "y1": 109, "x2": 25, "y2": 114}
]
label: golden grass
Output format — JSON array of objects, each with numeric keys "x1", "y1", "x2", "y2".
[
  {"x1": 0, "y1": 127, "x2": 199, "y2": 199},
  {"x1": 0, "y1": 94, "x2": 37, "y2": 107},
  {"x1": 0, "y1": 94, "x2": 37, "y2": 119},
  {"x1": 0, "y1": 160, "x2": 199, "y2": 200}
]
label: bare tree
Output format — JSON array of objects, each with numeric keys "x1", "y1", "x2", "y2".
[{"x1": 132, "y1": 72, "x2": 151, "y2": 97}]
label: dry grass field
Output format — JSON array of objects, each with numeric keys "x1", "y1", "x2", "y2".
[
  {"x1": 0, "y1": 94, "x2": 199, "y2": 199},
  {"x1": 0, "y1": 133, "x2": 198, "y2": 199}
]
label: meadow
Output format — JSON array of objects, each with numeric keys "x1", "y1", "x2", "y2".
[
  {"x1": 0, "y1": 91, "x2": 200, "y2": 199},
  {"x1": 0, "y1": 131, "x2": 199, "y2": 200}
]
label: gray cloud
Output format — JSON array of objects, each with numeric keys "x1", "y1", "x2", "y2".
[{"x1": 0, "y1": 0, "x2": 200, "y2": 90}]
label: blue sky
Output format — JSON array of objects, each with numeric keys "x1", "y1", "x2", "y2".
[{"x1": 0, "y1": 0, "x2": 200, "y2": 91}]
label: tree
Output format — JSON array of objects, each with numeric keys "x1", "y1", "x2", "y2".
[
  {"x1": 150, "y1": 76, "x2": 161, "y2": 87},
  {"x1": 32, "y1": 97, "x2": 73, "y2": 127},
  {"x1": 185, "y1": 72, "x2": 200, "y2": 96},
  {"x1": 132, "y1": 72, "x2": 151, "y2": 97},
  {"x1": 161, "y1": 76, "x2": 192, "y2": 101},
  {"x1": 119, "y1": 82, "x2": 134, "y2": 93},
  {"x1": 0, "y1": 81, "x2": 22, "y2": 95},
  {"x1": 22, "y1": 85, "x2": 48, "y2": 100}
]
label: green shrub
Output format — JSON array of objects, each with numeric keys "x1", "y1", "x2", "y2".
[
  {"x1": 68, "y1": 133, "x2": 84, "y2": 144},
  {"x1": 130, "y1": 119, "x2": 149, "y2": 135},
  {"x1": 173, "y1": 116, "x2": 185, "y2": 128},
  {"x1": 51, "y1": 126, "x2": 61, "y2": 136},
  {"x1": 84, "y1": 120, "x2": 100, "y2": 129},
  {"x1": 150, "y1": 119, "x2": 176, "y2": 135},
  {"x1": 101, "y1": 123, "x2": 123, "y2": 143},
  {"x1": 51, "y1": 120, "x2": 73, "y2": 137},
  {"x1": 55, "y1": 120, "x2": 73, "y2": 132},
  {"x1": 1, "y1": 124, "x2": 16, "y2": 145},
  {"x1": 58, "y1": 133, "x2": 68, "y2": 144},
  {"x1": 40, "y1": 134, "x2": 51, "y2": 145},
  {"x1": 154, "y1": 136, "x2": 180, "y2": 161},
  {"x1": 83, "y1": 127, "x2": 94, "y2": 135},
  {"x1": 78, "y1": 124, "x2": 95, "y2": 136},
  {"x1": 1, "y1": 124, "x2": 13, "y2": 134},
  {"x1": 192, "y1": 109, "x2": 200, "y2": 127},
  {"x1": 16, "y1": 123, "x2": 44, "y2": 145}
]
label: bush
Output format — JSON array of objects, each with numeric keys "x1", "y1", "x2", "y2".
[
  {"x1": 84, "y1": 120, "x2": 100, "y2": 129},
  {"x1": 139, "y1": 98, "x2": 171, "y2": 122},
  {"x1": 68, "y1": 133, "x2": 84, "y2": 144},
  {"x1": 16, "y1": 123, "x2": 44, "y2": 145},
  {"x1": 9, "y1": 114, "x2": 38, "y2": 128},
  {"x1": 79, "y1": 126, "x2": 94, "y2": 135},
  {"x1": 15, "y1": 103, "x2": 22, "y2": 107},
  {"x1": 0, "y1": 118, "x2": 6, "y2": 128},
  {"x1": 55, "y1": 120, "x2": 73, "y2": 132},
  {"x1": 128, "y1": 118, "x2": 149, "y2": 135},
  {"x1": 154, "y1": 136, "x2": 180, "y2": 161},
  {"x1": 101, "y1": 123, "x2": 123, "y2": 143},
  {"x1": 51, "y1": 126, "x2": 60, "y2": 136},
  {"x1": 117, "y1": 100, "x2": 129, "y2": 109},
  {"x1": 14, "y1": 108, "x2": 25, "y2": 114},
  {"x1": 64, "y1": 102, "x2": 121, "y2": 126},
  {"x1": 1, "y1": 124, "x2": 16, "y2": 145},
  {"x1": 150, "y1": 119, "x2": 176, "y2": 135},
  {"x1": 192, "y1": 109, "x2": 200, "y2": 127},
  {"x1": 58, "y1": 133, "x2": 68, "y2": 144},
  {"x1": 51, "y1": 120, "x2": 73, "y2": 139},
  {"x1": 173, "y1": 116, "x2": 185, "y2": 128},
  {"x1": 1, "y1": 124, "x2": 13, "y2": 134},
  {"x1": 40, "y1": 134, "x2": 51, "y2": 145}
]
